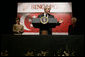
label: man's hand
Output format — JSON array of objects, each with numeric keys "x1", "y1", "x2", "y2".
[
  {"x1": 17, "y1": 31, "x2": 20, "y2": 33},
  {"x1": 59, "y1": 19, "x2": 63, "y2": 23}
]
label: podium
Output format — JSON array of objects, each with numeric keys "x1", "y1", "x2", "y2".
[{"x1": 32, "y1": 17, "x2": 58, "y2": 35}]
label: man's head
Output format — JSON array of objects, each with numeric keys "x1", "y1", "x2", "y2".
[
  {"x1": 44, "y1": 5, "x2": 51, "y2": 14},
  {"x1": 71, "y1": 17, "x2": 77, "y2": 24}
]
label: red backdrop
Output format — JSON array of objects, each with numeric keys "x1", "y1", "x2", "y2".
[{"x1": 17, "y1": 13, "x2": 72, "y2": 35}]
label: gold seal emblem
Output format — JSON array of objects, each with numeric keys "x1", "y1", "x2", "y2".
[{"x1": 40, "y1": 16, "x2": 48, "y2": 24}]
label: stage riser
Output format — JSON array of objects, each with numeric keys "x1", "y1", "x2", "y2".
[{"x1": 1, "y1": 35, "x2": 84, "y2": 56}]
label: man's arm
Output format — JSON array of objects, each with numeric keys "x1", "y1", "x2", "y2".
[
  {"x1": 56, "y1": 19, "x2": 63, "y2": 25},
  {"x1": 56, "y1": 22, "x2": 61, "y2": 26},
  {"x1": 51, "y1": 15, "x2": 63, "y2": 26}
]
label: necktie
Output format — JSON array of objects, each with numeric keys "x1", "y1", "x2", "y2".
[{"x1": 46, "y1": 14, "x2": 47, "y2": 17}]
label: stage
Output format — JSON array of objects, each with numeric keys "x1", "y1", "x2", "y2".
[{"x1": 1, "y1": 35, "x2": 84, "y2": 56}]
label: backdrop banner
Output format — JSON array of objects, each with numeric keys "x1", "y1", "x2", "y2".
[{"x1": 17, "y1": 2, "x2": 72, "y2": 35}]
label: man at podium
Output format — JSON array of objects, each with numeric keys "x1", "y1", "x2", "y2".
[{"x1": 32, "y1": 5, "x2": 63, "y2": 35}]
